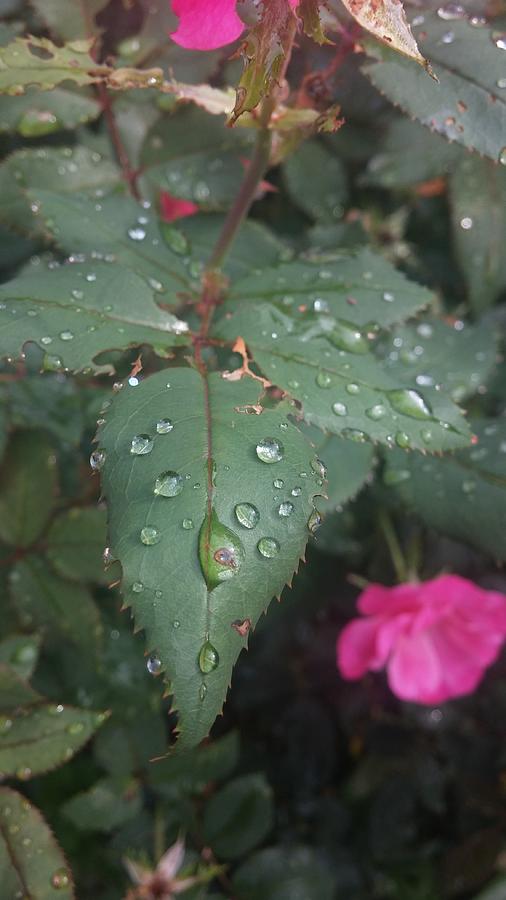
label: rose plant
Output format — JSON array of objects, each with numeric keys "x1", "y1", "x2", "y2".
[{"x1": 0, "y1": 0, "x2": 505, "y2": 897}]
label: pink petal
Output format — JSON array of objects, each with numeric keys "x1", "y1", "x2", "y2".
[
  {"x1": 358, "y1": 582, "x2": 422, "y2": 616},
  {"x1": 170, "y1": 0, "x2": 244, "y2": 50},
  {"x1": 337, "y1": 617, "x2": 384, "y2": 679},
  {"x1": 387, "y1": 632, "x2": 442, "y2": 703},
  {"x1": 160, "y1": 191, "x2": 199, "y2": 223},
  {"x1": 428, "y1": 624, "x2": 490, "y2": 700}
]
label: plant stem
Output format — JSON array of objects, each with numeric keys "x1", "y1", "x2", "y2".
[
  {"x1": 378, "y1": 510, "x2": 409, "y2": 583},
  {"x1": 97, "y1": 84, "x2": 141, "y2": 200}
]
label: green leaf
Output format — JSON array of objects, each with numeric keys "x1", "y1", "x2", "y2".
[
  {"x1": 0, "y1": 634, "x2": 41, "y2": 680},
  {"x1": 362, "y1": 10, "x2": 506, "y2": 161},
  {"x1": 6, "y1": 375, "x2": 84, "y2": 445},
  {"x1": 449, "y1": 155, "x2": 506, "y2": 313},
  {"x1": 97, "y1": 367, "x2": 323, "y2": 749},
  {"x1": 0, "y1": 87, "x2": 100, "y2": 135},
  {"x1": 215, "y1": 302, "x2": 470, "y2": 451},
  {"x1": 0, "y1": 146, "x2": 120, "y2": 239},
  {"x1": 46, "y1": 507, "x2": 109, "y2": 583},
  {"x1": 232, "y1": 845, "x2": 336, "y2": 900},
  {"x1": 376, "y1": 317, "x2": 497, "y2": 403},
  {"x1": 227, "y1": 249, "x2": 435, "y2": 328},
  {"x1": 0, "y1": 786, "x2": 74, "y2": 898},
  {"x1": 384, "y1": 418, "x2": 506, "y2": 561},
  {"x1": 61, "y1": 776, "x2": 142, "y2": 832},
  {"x1": 0, "y1": 701, "x2": 108, "y2": 779},
  {"x1": 0, "y1": 36, "x2": 107, "y2": 95},
  {"x1": 0, "y1": 261, "x2": 189, "y2": 374},
  {"x1": 308, "y1": 428, "x2": 375, "y2": 513},
  {"x1": 9, "y1": 556, "x2": 102, "y2": 651},
  {"x1": 203, "y1": 774, "x2": 274, "y2": 860},
  {"x1": 299, "y1": 0, "x2": 331, "y2": 44},
  {"x1": 27, "y1": 189, "x2": 192, "y2": 296},
  {"x1": 140, "y1": 106, "x2": 252, "y2": 209},
  {"x1": 0, "y1": 431, "x2": 57, "y2": 548},
  {"x1": 147, "y1": 731, "x2": 240, "y2": 796},
  {"x1": 282, "y1": 140, "x2": 348, "y2": 222},
  {"x1": 0, "y1": 664, "x2": 41, "y2": 709},
  {"x1": 361, "y1": 117, "x2": 462, "y2": 189},
  {"x1": 179, "y1": 215, "x2": 288, "y2": 281},
  {"x1": 30, "y1": 0, "x2": 109, "y2": 41}
]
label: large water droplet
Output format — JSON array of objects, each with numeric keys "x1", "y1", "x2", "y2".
[
  {"x1": 278, "y1": 501, "x2": 294, "y2": 517},
  {"x1": 90, "y1": 449, "x2": 106, "y2": 471},
  {"x1": 388, "y1": 388, "x2": 432, "y2": 420},
  {"x1": 154, "y1": 470, "x2": 184, "y2": 497},
  {"x1": 257, "y1": 537, "x2": 280, "y2": 557},
  {"x1": 332, "y1": 401, "x2": 348, "y2": 416},
  {"x1": 130, "y1": 434, "x2": 153, "y2": 455},
  {"x1": 140, "y1": 526, "x2": 161, "y2": 545},
  {"x1": 199, "y1": 509, "x2": 244, "y2": 590},
  {"x1": 198, "y1": 640, "x2": 219, "y2": 673},
  {"x1": 256, "y1": 437, "x2": 284, "y2": 463},
  {"x1": 156, "y1": 418, "x2": 173, "y2": 434},
  {"x1": 147, "y1": 653, "x2": 162, "y2": 675},
  {"x1": 329, "y1": 320, "x2": 368, "y2": 354},
  {"x1": 235, "y1": 502, "x2": 260, "y2": 529}
]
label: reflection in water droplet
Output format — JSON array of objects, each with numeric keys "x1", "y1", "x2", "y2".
[
  {"x1": 382, "y1": 291, "x2": 394, "y2": 302},
  {"x1": 395, "y1": 431, "x2": 411, "y2": 448},
  {"x1": 257, "y1": 537, "x2": 280, "y2": 557},
  {"x1": 256, "y1": 437, "x2": 284, "y2": 463},
  {"x1": 156, "y1": 418, "x2": 173, "y2": 434},
  {"x1": 388, "y1": 388, "x2": 432, "y2": 419},
  {"x1": 130, "y1": 434, "x2": 153, "y2": 455},
  {"x1": 154, "y1": 471, "x2": 184, "y2": 497},
  {"x1": 278, "y1": 501, "x2": 294, "y2": 517},
  {"x1": 316, "y1": 371, "x2": 333, "y2": 389},
  {"x1": 147, "y1": 654, "x2": 162, "y2": 675},
  {"x1": 90, "y1": 449, "x2": 106, "y2": 471},
  {"x1": 332, "y1": 401, "x2": 348, "y2": 416},
  {"x1": 235, "y1": 503, "x2": 260, "y2": 529},
  {"x1": 199, "y1": 640, "x2": 219, "y2": 673},
  {"x1": 140, "y1": 527, "x2": 161, "y2": 545},
  {"x1": 437, "y1": 2, "x2": 465, "y2": 19}
]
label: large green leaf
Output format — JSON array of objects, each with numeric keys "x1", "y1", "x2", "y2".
[
  {"x1": 0, "y1": 87, "x2": 100, "y2": 135},
  {"x1": 97, "y1": 367, "x2": 324, "y2": 749},
  {"x1": 0, "y1": 261, "x2": 189, "y2": 373},
  {"x1": 361, "y1": 117, "x2": 461, "y2": 189},
  {"x1": 0, "y1": 787, "x2": 74, "y2": 898},
  {"x1": 449, "y1": 155, "x2": 506, "y2": 313},
  {"x1": 226, "y1": 249, "x2": 434, "y2": 328},
  {"x1": 215, "y1": 302, "x2": 470, "y2": 451},
  {"x1": 282, "y1": 140, "x2": 348, "y2": 222},
  {"x1": 203, "y1": 773, "x2": 274, "y2": 860},
  {"x1": 362, "y1": 10, "x2": 506, "y2": 161},
  {"x1": 4, "y1": 375, "x2": 85, "y2": 445},
  {"x1": 384, "y1": 418, "x2": 506, "y2": 561},
  {"x1": 0, "y1": 431, "x2": 57, "y2": 547},
  {"x1": 46, "y1": 507, "x2": 109, "y2": 583},
  {"x1": 232, "y1": 845, "x2": 336, "y2": 900},
  {"x1": 61, "y1": 776, "x2": 142, "y2": 832}
]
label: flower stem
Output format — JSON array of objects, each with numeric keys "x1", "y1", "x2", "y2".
[{"x1": 377, "y1": 510, "x2": 409, "y2": 583}]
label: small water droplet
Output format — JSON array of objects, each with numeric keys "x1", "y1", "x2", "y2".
[
  {"x1": 493, "y1": 31, "x2": 506, "y2": 50},
  {"x1": 163, "y1": 226, "x2": 189, "y2": 255},
  {"x1": 499, "y1": 147, "x2": 506, "y2": 166},
  {"x1": 257, "y1": 537, "x2": 280, "y2": 557},
  {"x1": 199, "y1": 683, "x2": 208, "y2": 700},
  {"x1": 332, "y1": 401, "x2": 348, "y2": 416},
  {"x1": 128, "y1": 226, "x2": 146, "y2": 241},
  {"x1": 256, "y1": 437, "x2": 284, "y2": 463},
  {"x1": 278, "y1": 501, "x2": 294, "y2": 517},
  {"x1": 382, "y1": 291, "x2": 394, "y2": 302},
  {"x1": 132, "y1": 582, "x2": 144, "y2": 593},
  {"x1": 388, "y1": 388, "x2": 432, "y2": 420},
  {"x1": 156, "y1": 418, "x2": 173, "y2": 434},
  {"x1": 395, "y1": 431, "x2": 411, "y2": 448},
  {"x1": 441, "y1": 29, "x2": 455, "y2": 43},
  {"x1": 308, "y1": 509, "x2": 322, "y2": 534},
  {"x1": 316, "y1": 370, "x2": 333, "y2": 389},
  {"x1": 90, "y1": 449, "x2": 106, "y2": 471},
  {"x1": 66, "y1": 722, "x2": 84, "y2": 736},
  {"x1": 460, "y1": 216, "x2": 473, "y2": 230},
  {"x1": 198, "y1": 640, "x2": 219, "y2": 673},
  {"x1": 342, "y1": 428, "x2": 369, "y2": 443},
  {"x1": 173, "y1": 620, "x2": 180, "y2": 628},
  {"x1": 51, "y1": 868, "x2": 71, "y2": 890},
  {"x1": 345, "y1": 383, "x2": 360, "y2": 395},
  {"x1": 147, "y1": 653, "x2": 162, "y2": 675},
  {"x1": 182, "y1": 518, "x2": 194, "y2": 530},
  {"x1": 291, "y1": 486, "x2": 302, "y2": 497},
  {"x1": 273, "y1": 478, "x2": 284, "y2": 488},
  {"x1": 154, "y1": 471, "x2": 184, "y2": 497},
  {"x1": 329, "y1": 320, "x2": 368, "y2": 354},
  {"x1": 140, "y1": 527, "x2": 161, "y2": 545},
  {"x1": 437, "y1": 2, "x2": 465, "y2": 19},
  {"x1": 366, "y1": 404, "x2": 387, "y2": 420},
  {"x1": 59, "y1": 330, "x2": 74, "y2": 341},
  {"x1": 421, "y1": 428, "x2": 433, "y2": 444},
  {"x1": 235, "y1": 503, "x2": 260, "y2": 528},
  {"x1": 130, "y1": 434, "x2": 153, "y2": 455}
]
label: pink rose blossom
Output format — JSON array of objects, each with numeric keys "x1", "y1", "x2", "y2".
[
  {"x1": 160, "y1": 191, "x2": 199, "y2": 223},
  {"x1": 170, "y1": 0, "x2": 299, "y2": 51},
  {"x1": 337, "y1": 575, "x2": 506, "y2": 704}
]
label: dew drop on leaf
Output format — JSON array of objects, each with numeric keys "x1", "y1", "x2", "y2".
[
  {"x1": 182, "y1": 518, "x2": 194, "y2": 530},
  {"x1": 257, "y1": 537, "x2": 280, "y2": 557},
  {"x1": 395, "y1": 431, "x2": 411, "y2": 448},
  {"x1": 388, "y1": 388, "x2": 432, "y2": 420},
  {"x1": 147, "y1": 653, "x2": 162, "y2": 675},
  {"x1": 273, "y1": 478, "x2": 284, "y2": 488},
  {"x1": 127, "y1": 226, "x2": 146, "y2": 241},
  {"x1": 311, "y1": 457, "x2": 327, "y2": 479},
  {"x1": 140, "y1": 526, "x2": 161, "y2": 545},
  {"x1": 332, "y1": 401, "x2": 348, "y2": 416},
  {"x1": 366, "y1": 404, "x2": 387, "y2": 420},
  {"x1": 51, "y1": 868, "x2": 70, "y2": 890},
  {"x1": 199, "y1": 510, "x2": 244, "y2": 590},
  {"x1": 198, "y1": 640, "x2": 219, "y2": 673},
  {"x1": 154, "y1": 471, "x2": 184, "y2": 497},
  {"x1": 345, "y1": 383, "x2": 360, "y2": 395},
  {"x1": 235, "y1": 503, "x2": 260, "y2": 529},
  {"x1": 316, "y1": 371, "x2": 333, "y2": 389},
  {"x1": 308, "y1": 509, "x2": 322, "y2": 534},
  {"x1": 130, "y1": 434, "x2": 153, "y2": 455},
  {"x1": 59, "y1": 330, "x2": 74, "y2": 341},
  {"x1": 256, "y1": 438, "x2": 284, "y2": 463},
  {"x1": 278, "y1": 502, "x2": 294, "y2": 517},
  {"x1": 329, "y1": 320, "x2": 368, "y2": 354},
  {"x1": 156, "y1": 418, "x2": 174, "y2": 434},
  {"x1": 90, "y1": 449, "x2": 106, "y2": 471},
  {"x1": 132, "y1": 582, "x2": 144, "y2": 593},
  {"x1": 291, "y1": 486, "x2": 302, "y2": 497}
]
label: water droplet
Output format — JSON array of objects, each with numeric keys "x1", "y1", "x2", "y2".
[
  {"x1": 130, "y1": 434, "x2": 153, "y2": 455},
  {"x1": 278, "y1": 501, "x2": 294, "y2": 517},
  {"x1": 460, "y1": 216, "x2": 473, "y2": 230},
  {"x1": 421, "y1": 428, "x2": 433, "y2": 444},
  {"x1": 103, "y1": 547, "x2": 113, "y2": 565},
  {"x1": 198, "y1": 640, "x2": 219, "y2": 673},
  {"x1": 0, "y1": 716, "x2": 12, "y2": 734},
  {"x1": 66, "y1": 722, "x2": 84, "y2": 735},
  {"x1": 329, "y1": 320, "x2": 368, "y2": 354},
  {"x1": 173, "y1": 620, "x2": 180, "y2": 628},
  {"x1": 291, "y1": 486, "x2": 302, "y2": 497},
  {"x1": 199, "y1": 683, "x2": 208, "y2": 701},
  {"x1": 273, "y1": 478, "x2": 284, "y2": 488},
  {"x1": 163, "y1": 226, "x2": 189, "y2": 255},
  {"x1": 493, "y1": 31, "x2": 506, "y2": 50},
  {"x1": 366, "y1": 404, "x2": 387, "y2": 420},
  {"x1": 497, "y1": 77, "x2": 506, "y2": 89},
  {"x1": 395, "y1": 431, "x2": 411, "y2": 448},
  {"x1": 342, "y1": 428, "x2": 368, "y2": 443},
  {"x1": 156, "y1": 418, "x2": 173, "y2": 434},
  {"x1": 147, "y1": 653, "x2": 162, "y2": 675},
  {"x1": 332, "y1": 401, "x2": 348, "y2": 416},
  {"x1": 388, "y1": 388, "x2": 432, "y2": 420},
  {"x1": 384, "y1": 469, "x2": 411, "y2": 485},
  {"x1": 182, "y1": 518, "x2": 194, "y2": 530},
  {"x1": 59, "y1": 330, "x2": 74, "y2": 341},
  {"x1": 441, "y1": 29, "x2": 455, "y2": 43},
  {"x1": 140, "y1": 527, "x2": 161, "y2": 545},
  {"x1": 132, "y1": 582, "x2": 144, "y2": 593},
  {"x1": 90, "y1": 449, "x2": 106, "y2": 471},
  {"x1": 308, "y1": 509, "x2": 322, "y2": 534},
  {"x1": 127, "y1": 226, "x2": 146, "y2": 241},
  {"x1": 199, "y1": 510, "x2": 244, "y2": 590},
  {"x1": 346, "y1": 383, "x2": 360, "y2": 395},
  {"x1": 462, "y1": 479, "x2": 476, "y2": 494},
  {"x1": 316, "y1": 371, "x2": 333, "y2": 389},
  {"x1": 382, "y1": 291, "x2": 394, "y2": 302},
  {"x1": 499, "y1": 147, "x2": 506, "y2": 166},
  {"x1": 257, "y1": 537, "x2": 280, "y2": 557},
  {"x1": 235, "y1": 503, "x2": 260, "y2": 529},
  {"x1": 154, "y1": 470, "x2": 184, "y2": 498},
  {"x1": 313, "y1": 298, "x2": 329, "y2": 313},
  {"x1": 311, "y1": 457, "x2": 327, "y2": 479},
  {"x1": 256, "y1": 437, "x2": 284, "y2": 463},
  {"x1": 437, "y1": 3, "x2": 465, "y2": 19}
]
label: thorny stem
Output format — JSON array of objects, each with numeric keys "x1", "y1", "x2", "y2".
[
  {"x1": 377, "y1": 510, "x2": 410, "y2": 584},
  {"x1": 97, "y1": 84, "x2": 141, "y2": 200}
]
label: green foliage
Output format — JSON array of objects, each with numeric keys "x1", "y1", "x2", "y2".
[
  {"x1": 202, "y1": 773, "x2": 274, "y2": 858},
  {"x1": 232, "y1": 846, "x2": 337, "y2": 899},
  {"x1": 0, "y1": 431, "x2": 57, "y2": 547}
]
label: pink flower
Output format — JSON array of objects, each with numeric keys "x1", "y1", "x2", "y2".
[
  {"x1": 170, "y1": 0, "x2": 298, "y2": 51},
  {"x1": 337, "y1": 575, "x2": 506, "y2": 704},
  {"x1": 160, "y1": 191, "x2": 199, "y2": 223}
]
